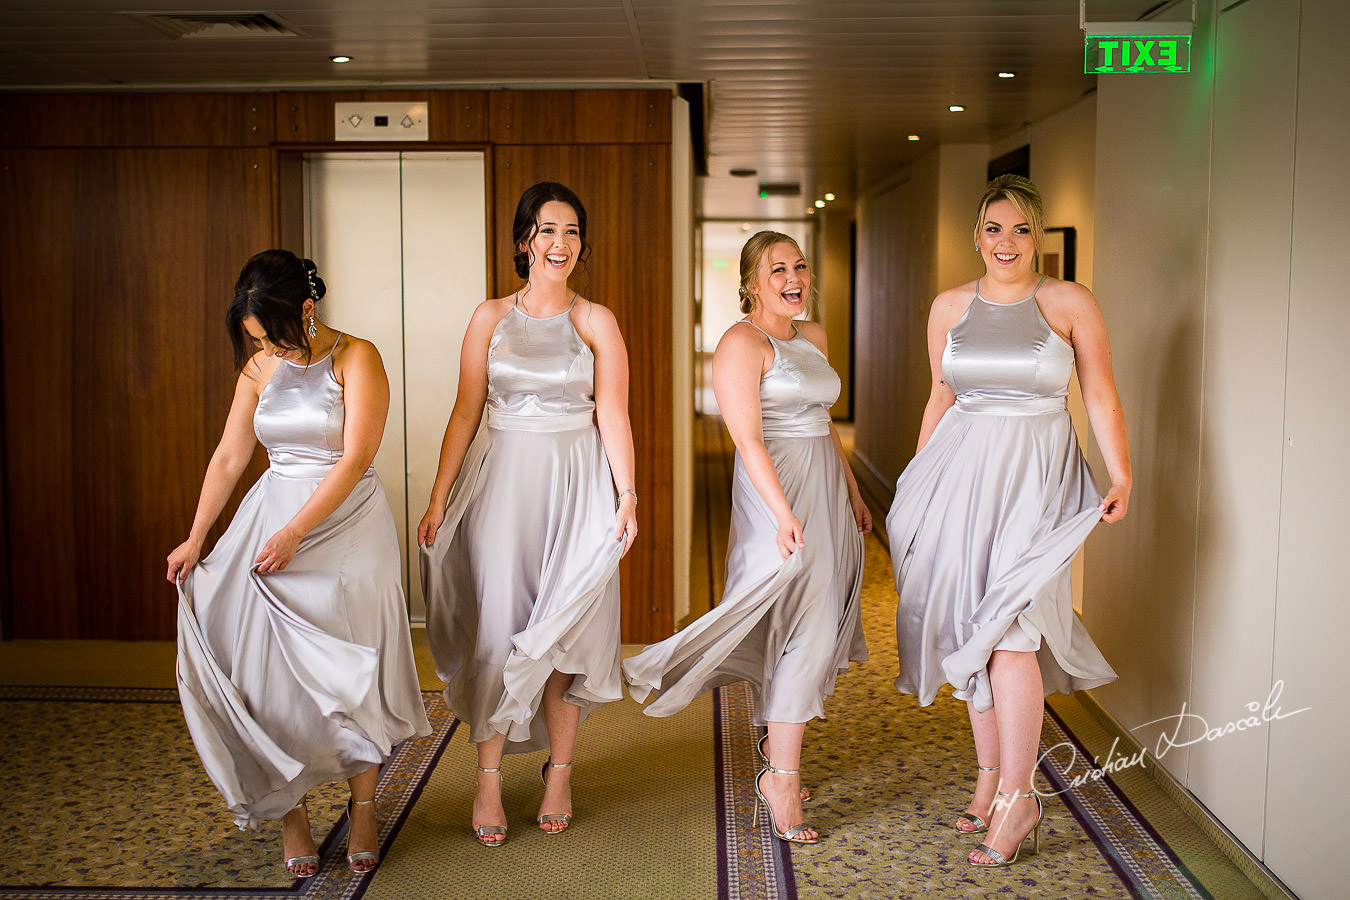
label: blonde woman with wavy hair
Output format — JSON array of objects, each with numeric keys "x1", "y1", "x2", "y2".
[{"x1": 625, "y1": 231, "x2": 869, "y2": 846}]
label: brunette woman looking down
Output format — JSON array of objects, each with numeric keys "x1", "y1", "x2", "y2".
[{"x1": 168, "y1": 249, "x2": 430, "y2": 878}]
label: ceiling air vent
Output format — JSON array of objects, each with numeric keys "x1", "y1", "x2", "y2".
[{"x1": 128, "y1": 12, "x2": 304, "y2": 40}]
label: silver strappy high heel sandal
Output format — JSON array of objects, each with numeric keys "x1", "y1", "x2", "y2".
[
  {"x1": 537, "y1": 759, "x2": 573, "y2": 833},
  {"x1": 472, "y1": 766, "x2": 507, "y2": 847},
  {"x1": 283, "y1": 798, "x2": 319, "y2": 878},
  {"x1": 346, "y1": 797, "x2": 380, "y2": 873},
  {"x1": 758, "y1": 734, "x2": 811, "y2": 802},
  {"x1": 955, "y1": 763, "x2": 1000, "y2": 834},
  {"x1": 970, "y1": 790, "x2": 1044, "y2": 867},
  {"x1": 752, "y1": 766, "x2": 819, "y2": 845}
]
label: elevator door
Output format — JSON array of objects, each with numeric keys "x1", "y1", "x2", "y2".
[{"x1": 303, "y1": 151, "x2": 487, "y2": 621}]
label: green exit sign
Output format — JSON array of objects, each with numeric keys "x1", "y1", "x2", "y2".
[{"x1": 1086, "y1": 35, "x2": 1191, "y2": 73}]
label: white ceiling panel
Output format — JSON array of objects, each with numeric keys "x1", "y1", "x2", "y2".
[{"x1": 0, "y1": 0, "x2": 1171, "y2": 216}]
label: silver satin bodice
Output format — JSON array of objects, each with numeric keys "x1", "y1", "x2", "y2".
[
  {"x1": 753, "y1": 324, "x2": 839, "y2": 439},
  {"x1": 254, "y1": 340, "x2": 347, "y2": 476},
  {"x1": 487, "y1": 304, "x2": 595, "y2": 432},
  {"x1": 943, "y1": 277, "x2": 1074, "y2": 416}
]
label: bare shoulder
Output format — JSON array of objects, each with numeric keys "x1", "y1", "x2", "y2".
[
  {"x1": 795, "y1": 319, "x2": 829, "y2": 354},
  {"x1": 1036, "y1": 277, "x2": 1104, "y2": 339},
  {"x1": 572, "y1": 296, "x2": 620, "y2": 340},
  {"x1": 1037, "y1": 277, "x2": 1097, "y2": 315},
  {"x1": 475, "y1": 296, "x2": 516, "y2": 326},
  {"x1": 716, "y1": 319, "x2": 770, "y2": 355},
  {"x1": 242, "y1": 351, "x2": 276, "y2": 388},
  {"x1": 332, "y1": 333, "x2": 382, "y2": 364},
  {"x1": 934, "y1": 282, "x2": 977, "y2": 323},
  {"x1": 331, "y1": 334, "x2": 389, "y2": 387},
  {"x1": 461, "y1": 297, "x2": 515, "y2": 343}
]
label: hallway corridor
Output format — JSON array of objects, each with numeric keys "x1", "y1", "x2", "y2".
[{"x1": 0, "y1": 413, "x2": 1292, "y2": 899}]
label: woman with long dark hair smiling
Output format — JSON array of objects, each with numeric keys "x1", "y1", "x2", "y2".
[{"x1": 418, "y1": 182, "x2": 637, "y2": 846}]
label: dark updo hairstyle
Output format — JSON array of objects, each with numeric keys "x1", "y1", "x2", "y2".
[
  {"x1": 511, "y1": 181, "x2": 591, "y2": 282},
  {"x1": 226, "y1": 249, "x2": 326, "y2": 368}
]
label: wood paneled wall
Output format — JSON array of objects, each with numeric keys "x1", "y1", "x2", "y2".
[
  {"x1": 0, "y1": 145, "x2": 273, "y2": 639},
  {"x1": 0, "y1": 88, "x2": 674, "y2": 643}
]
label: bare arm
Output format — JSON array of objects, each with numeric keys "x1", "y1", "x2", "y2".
[
  {"x1": 166, "y1": 359, "x2": 266, "y2": 581},
  {"x1": 578, "y1": 300, "x2": 638, "y2": 555},
  {"x1": 1061, "y1": 285, "x2": 1132, "y2": 523},
  {"x1": 416, "y1": 299, "x2": 506, "y2": 547},
  {"x1": 713, "y1": 324, "x2": 802, "y2": 559},
  {"x1": 799, "y1": 322, "x2": 871, "y2": 534},
  {"x1": 914, "y1": 289, "x2": 966, "y2": 454},
  {"x1": 252, "y1": 337, "x2": 392, "y2": 572}
]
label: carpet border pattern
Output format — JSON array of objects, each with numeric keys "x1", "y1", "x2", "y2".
[
  {"x1": 1040, "y1": 705, "x2": 1211, "y2": 900},
  {"x1": 0, "y1": 686, "x2": 457, "y2": 900},
  {"x1": 714, "y1": 683, "x2": 794, "y2": 900}
]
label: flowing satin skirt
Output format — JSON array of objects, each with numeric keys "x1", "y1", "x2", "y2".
[
  {"x1": 420, "y1": 421, "x2": 623, "y2": 753},
  {"x1": 624, "y1": 433, "x2": 866, "y2": 724},
  {"x1": 176, "y1": 468, "x2": 431, "y2": 831},
  {"x1": 887, "y1": 408, "x2": 1117, "y2": 712}
]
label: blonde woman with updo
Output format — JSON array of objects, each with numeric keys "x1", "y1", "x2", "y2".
[{"x1": 625, "y1": 231, "x2": 869, "y2": 845}]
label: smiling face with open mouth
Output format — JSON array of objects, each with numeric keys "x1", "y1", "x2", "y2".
[
  {"x1": 978, "y1": 198, "x2": 1038, "y2": 283},
  {"x1": 753, "y1": 241, "x2": 811, "y2": 322},
  {"x1": 523, "y1": 200, "x2": 582, "y2": 285}
]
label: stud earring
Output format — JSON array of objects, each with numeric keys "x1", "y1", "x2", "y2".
[{"x1": 307, "y1": 315, "x2": 317, "y2": 340}]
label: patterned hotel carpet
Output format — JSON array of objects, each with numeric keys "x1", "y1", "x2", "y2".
[
  {"x1": 2, "y1": 686, "x2": 457, "y2": 900},
  {"x1": 716, "y1": 535, "x2": 1224, "y2": 900},
  {"x1": 2, "y1": 540, "x2": 1266, "y2": 899}
]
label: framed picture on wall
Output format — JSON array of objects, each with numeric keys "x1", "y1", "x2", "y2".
[{"x1": 1043, "y1": 226, "x2": 1076, "y2": 282}]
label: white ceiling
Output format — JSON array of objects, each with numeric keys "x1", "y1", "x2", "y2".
[{"x1": 0, "y1": 0, "x2": 1165, "y2": 217}]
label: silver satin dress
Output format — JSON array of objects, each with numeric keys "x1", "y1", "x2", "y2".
[
  {"x1": 420, "y1": 303, "x2": 624, "y2": 753},
  {"x1": 624, "y1": 323, "x2": 866, "y2": 724},
  {"x1": 887, "y1": 279, "x2": 1117, "y2": 712},
  {"x1": 176, "y1": 341, "x2": 432, "y2": 831}
]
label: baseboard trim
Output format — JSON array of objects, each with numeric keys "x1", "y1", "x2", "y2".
[{"x1": 1075, "y1": 690, "x2": 1300, "y2": 900}]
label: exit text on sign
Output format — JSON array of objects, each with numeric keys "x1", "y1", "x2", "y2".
[{"x1": 1086, "y1": 35, "x2": 1191, "y2": 74}]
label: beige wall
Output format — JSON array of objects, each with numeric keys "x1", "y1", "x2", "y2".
[
  {"x1": 1091, "y1": 1, "x2": 1347, "y2": 896},
  {"x1": 934, "y1": 144, "x2": 991, "y2": 291},
  {"x1": 853, "y1": 152, "x2": 938, "y2": 496},
  {"x1": 854, "y1": 145, "x2": 989, "y2": 496},
  {"x1": 1086, "y1": 0, "x2": 1216, "y2": 791},
  {"x1": 1264, "y1": 1, "x2": 1350, "y2": 893}
]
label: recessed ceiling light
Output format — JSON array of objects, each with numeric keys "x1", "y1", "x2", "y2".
[
  {"x1": 729, "y1": 168, "x2": 758, "y2": 177},
  {"x1": 949, "y1": 105, "x2": 965, "y2": 113},
  {"x1": 824, "y1": 193, "x2": 836, "y2": 202},
  {"x1": 330, "y1": 55, "x2": 351, "y2": 63},
  {"x1": 814, "y1": 200, "x2": 825, "y2": 208},
  {"x1": 807, "y1": 208, "x2": 816, "y2": 215},
  {"x1": 907, "y1": 134, "x2": 921, "y2": 141},
  {"x1": 998, "y1": 71, "x2": 1016, "y2": 79}
]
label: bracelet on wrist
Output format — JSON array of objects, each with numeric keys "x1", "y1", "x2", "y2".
[{"x1": 616, "y1": 488, "x2": 638, "y2": 508}]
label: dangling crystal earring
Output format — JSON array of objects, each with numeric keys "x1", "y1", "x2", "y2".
[{"x1": 307, "y1": 315, "x2": 317, "y2": 340}]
